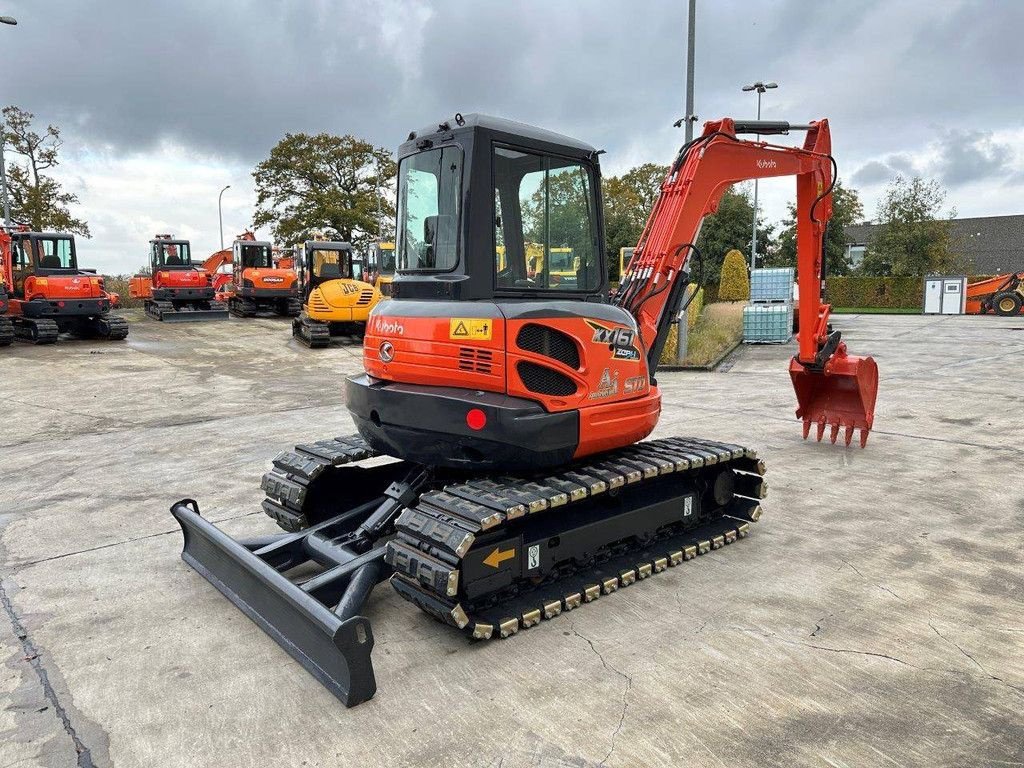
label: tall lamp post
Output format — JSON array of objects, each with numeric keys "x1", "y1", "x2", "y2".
[
  {"x1": 0, "y1": 15, "x2": 18, "y2": 227},
  {"x1": 218, "y1": 184, "x2": 231, "y2": 250},
  {"x1": 741, "y1": 80, "x2": 777, "y2": 271}
]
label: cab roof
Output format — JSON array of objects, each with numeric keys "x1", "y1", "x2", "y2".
[{"x1": 401, "y1": 113, "x2": 599, "y2": 158}]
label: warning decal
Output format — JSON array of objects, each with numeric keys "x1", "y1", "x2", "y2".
[{"x1": 449, "y1": 318, "x2": 492, "y2": 340}]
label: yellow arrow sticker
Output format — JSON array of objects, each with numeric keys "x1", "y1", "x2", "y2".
[
  {"x1": 450, "y1": 318, "x2": 492, "y2": 340},
  {"x1": 483, "y1": 547, "x2": 515, "y2": 568}
]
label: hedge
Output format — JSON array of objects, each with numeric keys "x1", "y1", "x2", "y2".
[{"x1": 824, "y1": 276, "x2": 922, "y2": 309}]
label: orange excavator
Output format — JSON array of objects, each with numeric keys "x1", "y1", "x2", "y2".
[
  {"x1": 130, "y1": 235, "x2": 228, "y2": 322},
  {"x1": 967, "y1": 272, "x2": 1023, "y2": 316},
  {"x1": 0, "y1": 237, "x2": 12, "y2": 346},
  {"x1": 1, "y1": 226, "x2": 127, "y2": 343},
  {"x1": 203, "y1": 231, "x2": 300, "y2": 318},
  {"x1": 172, "y1": 114, "x2": 879, "y2": 706}
]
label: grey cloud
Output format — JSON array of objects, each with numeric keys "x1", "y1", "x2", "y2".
[
  {"x1": 851, "y1": 160, "x2": 894, "y2": 187},
  {"x1": 934, "y1": 129, "x2": 1014, "y2": 186}
]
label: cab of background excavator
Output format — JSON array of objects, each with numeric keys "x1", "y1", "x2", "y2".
[{"x1": 151, "y1": 239, "x2": 192, "y2": 270}]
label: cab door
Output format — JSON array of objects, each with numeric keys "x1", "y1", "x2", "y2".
[{"x1": 10, "y1": 236, "x2": 32, "y2": 298}]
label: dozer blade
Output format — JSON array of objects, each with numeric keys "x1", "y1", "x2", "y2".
[
  {"x1": 789, "y1": 344, "x2": 878, "y2": 447},
  {"x1": 171, "y1": 500, "x2": 378, "y2": 707}
]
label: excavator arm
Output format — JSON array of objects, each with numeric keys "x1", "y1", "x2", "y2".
[{"x1": 617, "y1": 118, "x2": 878, "y2": 446}]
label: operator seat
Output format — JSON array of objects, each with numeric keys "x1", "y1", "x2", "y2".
[{"x1": 40, "y1": 255, "x2": 63, "y2": 268}]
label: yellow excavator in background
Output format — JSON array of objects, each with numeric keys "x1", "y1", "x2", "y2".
[
  {"x1": 292, "y1": 240, "x2": 383, "y2": 347},
  {"x1": 368, "y1": 241, "x2": 396, "y2": 296}
]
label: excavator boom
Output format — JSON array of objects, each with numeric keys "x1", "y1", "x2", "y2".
[{"x1": 617, "y1": 118, "x2": 878, "y2": 445}]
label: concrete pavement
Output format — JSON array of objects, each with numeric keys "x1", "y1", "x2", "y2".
[{"x1": 1, "y1": 311, "x2": 1022, "y2": 767}]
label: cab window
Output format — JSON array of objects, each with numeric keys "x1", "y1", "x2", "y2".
[
  {"x1": 493, "y1": 146, "x2": 600, "y2": 292},
  {"x1": 36, "y1": 236, "x2": 76, "y2": 269},
  {"x1": 396, "y1": 146, "x2": 463, "y2": 271}
]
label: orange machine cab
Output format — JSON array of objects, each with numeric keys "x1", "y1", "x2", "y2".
[
  {"x1": 3, "y1": 230, "x2": 114, "y2": 317},
  {"x1": 347, "y1": 116, "x2": 662, "y2": 469}
]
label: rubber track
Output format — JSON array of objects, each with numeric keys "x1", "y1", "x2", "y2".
[
  {"x1": 0, "y1": 316, "x2": 13, "y2": 347},
  {"x1": 14, "y1": 317, "x2": 58, "y2": 344},
  {"x1": 292, "y1": 315, "x2": 332, "y2": 348},
  {"x1": 100, "y1": 315, "x2": 130, "y2": 340},
  {"x1": 260, "y1": 434, "x2": 382, "y2": 531},
  {"x1": 230, "y1": 297, "x2": 258, "y2": 318},
  {"x1": 386, "y1": 437, "x2": 767, "y2": 640}
]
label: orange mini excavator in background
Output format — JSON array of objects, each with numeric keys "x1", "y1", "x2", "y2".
[
  {"x1": 0, "y1": 235, "x2": 13, "y2": 346},
  {"x1": 130, "y1": 235, "x2": 228, "y2": 322},
  {"x1": 0, "y1": 226, "x2": 127, "y2": 343},
  {"x1": 203, "y1": 232, "x2": 300, "y2": 318},
  {"x1": 172, "y1": 114, "x2": 879, "y2": 707}
]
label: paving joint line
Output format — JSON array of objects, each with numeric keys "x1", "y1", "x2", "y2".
[{"x1": 0, "y1": 578, "x2": 95, "y2": 768}]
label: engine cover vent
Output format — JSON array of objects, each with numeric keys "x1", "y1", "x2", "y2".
[
  {"x1": 458, "y1": 347, "x2": 493, "y2": 374},
  {"x1": 516, "y1": 324, "x2": 580, "y2": 369},
  {"x1": 517, "y1": 361, "x2": 577, "y2": 397}
]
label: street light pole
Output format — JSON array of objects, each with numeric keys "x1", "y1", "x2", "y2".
[
  {"x1": 741, "y1": 80, "x2": 777, "y2": 271},
  {"x1": 1, "y1": 15, "x2": 18, "y2": 226},
  {"x1": 218, "y1": 184, "x2": 231, "y2": 250},
  {"x1": 672, "y1": 0, "x2": 698, "y2": 141}
]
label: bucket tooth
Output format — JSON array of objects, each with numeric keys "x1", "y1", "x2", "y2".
[
  {"x1": 829, "y1": 423, "x2": 840, "y2": 444},
  {"x1": 802, "y1": 419, "x2": 812, "y2": 440},
  {"x1": 816, "y1": 419, "x2": 827, "y2": 442},
  {"x1": 860, "y1": 428, "x2": 869, "y2": 448},
  {"x1": 844, "y1": 425, "x2": 854, "y2": 447}
]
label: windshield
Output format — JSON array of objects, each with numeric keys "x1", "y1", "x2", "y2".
[
  {"x1": 35, "y1": 236, "x2": 77, "y2": 270},
  {"x1": 240, "y1": 244, "x2": 272, "y2": 269},
  {"x1": 154, "y1": 241, "x2": 191, "y2": 267},
  {"x1": 378, "y1": 244, "x2": 396, "y2": 275},
  {"x1": 310, "y1": 248, "x2": 364, "y2": 281},
  {"x1": 493, "y1": 146, "x2": 600, "y2": 292},
  {"x1": 396, "y1": 146, "x2": 462, "y2": 272}
]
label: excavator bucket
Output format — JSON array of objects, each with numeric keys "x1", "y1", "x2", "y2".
[{"x1": 789, "y1": 344, "x2": 878, "y2": 447}]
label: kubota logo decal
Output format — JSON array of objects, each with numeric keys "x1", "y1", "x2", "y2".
[
  {"x1": 263, "y1": 276, "x2": 284, "y2": 283},
  {"x1": 757, "y1": 159, "x2": 778, "y2": 169},
  {"x1": 373, "y1": 317, "x2": 404, "y2": 335}
]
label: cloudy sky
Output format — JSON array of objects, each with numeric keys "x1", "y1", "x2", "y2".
[{"x1": 3, "y1": 0, "x2": 1023, "y2": 274}]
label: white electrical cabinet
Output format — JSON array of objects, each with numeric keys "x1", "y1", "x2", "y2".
[{"x1": 923, "y1": 276, "x2": 967, "y2": 315}]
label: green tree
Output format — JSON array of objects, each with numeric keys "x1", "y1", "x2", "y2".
[
  {"x1": 767, "y1": 180, "x2": 864, "y2": 276},
  {"x1": 860, "y1": 176, "x2": 962, "y2": 276},
  {"x1": 253, "y1": 133, "x2": 396, "y2": 246},
  {"x1": 601, "y1": 163, "x2": 668, "y2": 279},
  {"x1": 694, "y1": 185, "x2": 774, "y2": 285},
  {"x1": 718, "y1": 249, "x2": 750, "y2": 301},
  {"x1": 2, "y1": 105, "x2": 90, "y2": 235}
]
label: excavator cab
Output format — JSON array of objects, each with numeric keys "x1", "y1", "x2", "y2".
[{"x1": 151, "y1": 238, "x2": 193, "y2": 269}]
